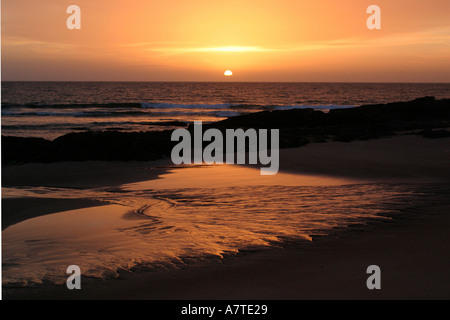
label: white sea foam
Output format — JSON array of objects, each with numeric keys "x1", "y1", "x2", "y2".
[
  {"x1": 141, "y1": 102, "x2": 237, "y2": 109},
  {"x1": 273, "y1": 104, "x2": 355, "y2": 111}
]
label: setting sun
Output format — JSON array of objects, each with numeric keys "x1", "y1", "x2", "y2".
[{"x1": 224, "y1": 70, "x2": 233, "y2": 76}]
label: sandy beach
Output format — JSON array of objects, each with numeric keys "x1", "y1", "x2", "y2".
[
  {"x1": 278, "y1": 135, "x2": 450, "y2": 182},
  {"x1": 3, "y1": 134, "x2": 450, "y2": 300}
]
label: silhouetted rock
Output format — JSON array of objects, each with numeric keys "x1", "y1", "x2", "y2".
[
  {"x1": 418, "y1": 128, "x2": 450, "y2": 139},
  {"x1": 2, "y1": 97, "x2": 449, "y2": 165},
  {"x1": 2, "y1": 136, "x2": 53, "y2": 164}
]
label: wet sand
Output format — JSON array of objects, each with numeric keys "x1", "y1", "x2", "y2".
[
  {"x1": 2, "y1": 160, "x2": 170, "y2": 230},
  {"x1": 2, "y1": 135, "x2": 450, "y2": 299},
  {"x1": 2, "y1": 159, "x2": 170, "y2": 189},
  {"x1": 4, "y1": 201, "x2": 449, "y2": 300}
]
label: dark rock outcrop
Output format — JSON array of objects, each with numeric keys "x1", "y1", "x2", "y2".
[{"x1": 2, "y1": 97, "x2": 449, "y2": 165}]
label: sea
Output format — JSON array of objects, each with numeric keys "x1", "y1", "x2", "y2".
[{"x1": 2, "y1": 82, "x2": 450, "y2": 139}]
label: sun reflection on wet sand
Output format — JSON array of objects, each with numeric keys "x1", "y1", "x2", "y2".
[
  {"x1": 123, "y1": 164, "x2": 362, "y2": 190},
  {"x1": 3, "y1": 164, "x2": 420, "y2": 287}
]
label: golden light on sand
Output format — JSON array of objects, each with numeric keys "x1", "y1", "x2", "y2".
[{"x1": 224, "y1": 70, "x2": 233, "y2": 76}]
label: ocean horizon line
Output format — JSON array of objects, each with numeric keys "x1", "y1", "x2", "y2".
[{"x1": 2, "y1": 80, "x2": 450, "y2": 84}]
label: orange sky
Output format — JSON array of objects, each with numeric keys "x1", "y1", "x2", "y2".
[{"x1": 2, "y1": 0, "x2": 450, "y2": 82}]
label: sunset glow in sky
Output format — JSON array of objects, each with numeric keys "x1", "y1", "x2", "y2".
[{"x1": 2, "y1": 0, "x2": 450, "y2": 82}]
